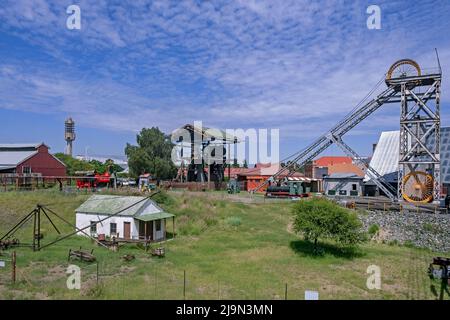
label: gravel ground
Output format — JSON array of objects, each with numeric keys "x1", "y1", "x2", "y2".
[{"x1": 359, "y1": 211, "x2": 450, "y2": 253}]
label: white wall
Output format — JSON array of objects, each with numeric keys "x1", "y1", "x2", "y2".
[
  {"x1": 75, "y1": 213, "x2": 139, "y2": 239},
  {"x1": 75, "y1": 213, "x2": 166, "y2": 241}
]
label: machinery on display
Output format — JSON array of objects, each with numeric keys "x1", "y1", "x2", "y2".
[
  {"x1": 138, "y1": 173, "x2": 157, "y2": 193},
  {"x1": 265, "y1": 178, "x2": 312, "y2": 198},
  {"x1": 253, "y1": 57, "x2": 442, "y2": 205},
  {"x1": 227, "y1": 179, "x2": 241, "y2": 194},
  {"x1": 174, "y1": 124, "x2": 238, "y2": 190},
  {"x1": 75, "y1": 171, "x2": 112, "y2": 190}
]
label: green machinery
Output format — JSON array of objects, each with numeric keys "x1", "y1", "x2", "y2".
[{"x1": 227, "y1": 179, "x2": 241, "y2": 194}]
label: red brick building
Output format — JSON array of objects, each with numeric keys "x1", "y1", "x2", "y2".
[
  {"x1": 0, "y1": 143, "x2": 66, "y2": 176},
  {"x1": 236, "y1": 163, "x2": 314, "y2": 192},
  {"x1": 305, "y1": 156, "x2": 364, "y2": 179}
]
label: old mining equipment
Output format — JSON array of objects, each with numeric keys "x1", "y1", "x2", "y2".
[
  {"x1": 385, "y1": 59, "x2": 442, "y2": 204},
  {"x1": 252, "y1": 56, "x2": 443, "y2": 205},
  {"x1": 175, "y1": 124, "x2": 238, "y2": 189},
  {"x1": 265, "y1": 180, "x2": 310, "y2": 198}
]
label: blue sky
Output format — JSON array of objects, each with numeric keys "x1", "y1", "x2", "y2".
[{"x1": 1, "y1": 0, "x2": 450, "y2": 163}]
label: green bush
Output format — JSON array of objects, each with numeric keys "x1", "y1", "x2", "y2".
[
  {"x1": 293, "y1": 198, "x2": 366, "y2": 252},
  {"x1": 151, "y1": 190, "x2": 174, "y2": 206},
  {"x1": 368, "y1": 224, "x2": 380, "y2": 237},
  {"x1": 225, "y1": 216, "x2": 242, "y2": 227},
  {"x1": 423, "y1": 223, "x2": 436, "y2": 233}
]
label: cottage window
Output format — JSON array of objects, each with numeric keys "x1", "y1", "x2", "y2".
[
  {"x1": 155, "y1": 220, "x2": 161, "y2": 232},
  {"x1": 110, "y1": 223, "x2": 117, "y2": 235},
  {"x1": 352, "y1": 184, "x2": 357, "y2": 191},
  {"x1": 339, "y1": 190, "x2": 347, "y2": 196},
  {"x1": 22, "y1": 166, "x2": 31, "y2": 174},
  {"x1": 90, "y1": 221, "x2": 97, "y2": 233}
]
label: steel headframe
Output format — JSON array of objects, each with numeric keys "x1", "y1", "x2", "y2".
[{"x1": 387, "y1": 73, "x2": 442, "y2": 203}]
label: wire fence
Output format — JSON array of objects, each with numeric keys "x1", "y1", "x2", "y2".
[{"x1": 0, "y1": 257, "x2": 315, "y2": 300}]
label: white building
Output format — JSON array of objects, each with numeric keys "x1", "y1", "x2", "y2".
[{"x1": 75, "y1": 195, "x2": 174, "y2": 242}]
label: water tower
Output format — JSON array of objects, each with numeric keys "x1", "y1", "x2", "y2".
[{"x1": 64, "y1": 117, "x2": 76, "y2": 156}]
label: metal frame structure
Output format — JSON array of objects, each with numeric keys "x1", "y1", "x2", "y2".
[
  {"x1": 387, "y1": 73, "x2": 442, "y2": 203},
  {"x1": 252, "y1": 59, "x2": 442, "y2": 204},
  {"x1": 252, "y1": 84, "x2": 399, "y2": 196}
]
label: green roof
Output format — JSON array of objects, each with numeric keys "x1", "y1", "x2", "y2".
[
  {"x1": 75, "y1": 195, "x2": 172, "y2": 223},
  {"x1": 135, "y1": 212, "x2": 175, "y2": 222},
  {"x1": 76, "y1": 195, "x2": 148, "y2": 216}
]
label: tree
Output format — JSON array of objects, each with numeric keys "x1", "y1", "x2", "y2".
[
  {"x1": 293, "y1": 198, "x2": 366, "y2": 253},
  {"x1": 54, "y1": 154, "x2": 124, "y2": 175},
  {"x1": 232, "y1": 158, "x2": 239, "y2": 168},
  {"x1": 243, "y1": 159, "x2": 248, "y2": 168},
  {"x1": 54, "y1": 153, "x2": 94, "y2": 175},
  {"x1": 125, "y1": 127, "x2": 177, "y2": 180}
]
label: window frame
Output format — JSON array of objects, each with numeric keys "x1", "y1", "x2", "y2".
[
  {"x1": 155, "y1": 220, "x2": 162, "y2": 232},
  {"x1": 110, "y1": 222, "x2": 117, "y2": 235}
]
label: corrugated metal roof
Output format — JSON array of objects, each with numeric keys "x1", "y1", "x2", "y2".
[
  {"x1": 314, "y1": 156, "x2": 352, "y2": 166},
  {"x1": 0, "y1": 151, "x2": 37, "y2": 166},
  {"x1": 325, "y1": 173, "x2": 363, "y2": 179},
  {"x1": 365, "y1": 127, "x2": 450, "y2": 184},
  {"x1": 75, "y1": 195, "x2": 168, "y2": 220},
  {"x1": 364, "y1": 131, "x2": 399, "y2": 182},
  {"x1": 0, "y1": 165, "x2": 16, "y2": 170},
  {"x1": 135, "y1": 212, "x2": 174, "y2": 221},
  {"x1": 440, "y1": 127, "x2": 450, "y2": 184},
  {"x1": 0, "y1": 143, "x2": 42, "y2": 148}
]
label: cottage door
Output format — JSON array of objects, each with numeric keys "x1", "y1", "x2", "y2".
[{"x1": 124, "y1": 222, "x2": 131, "y2": 239}]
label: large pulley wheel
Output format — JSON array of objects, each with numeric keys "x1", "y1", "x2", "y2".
[
  {"x1": 402, "y1": 171, "x2": 433, "y2": 203},
  {"x1": 386, "y1": 59, "x2": 421, "y2": 80}
]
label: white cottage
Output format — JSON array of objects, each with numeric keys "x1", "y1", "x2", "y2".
[{"x1": 75, "y1": 195, "x2": 175, "y2": 242}]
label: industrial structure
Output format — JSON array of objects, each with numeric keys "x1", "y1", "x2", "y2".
[
  {"x1": 172, "y1": 124, "x2": 239, "y2": 189},
  {"x1": 64, "y1": 117, "x2": 76, "y2": 157},
  {"x1": 253, "y1": 57, "x2": 443, "y2": 205}
]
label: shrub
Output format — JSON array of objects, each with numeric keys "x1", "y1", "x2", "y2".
[
  {"x1": 423, "y1": 223, "x2": 436, "y2": 233},
  {"x1": 225, "y1": 216, "x2": 242, "y2": 227},
  {"x1": 293, "y1": 198, "x2": 366, "y2": 252},
  {"x1": 368, "y1": 224, "x2": 380, "y2": 237},
  {"x1": 151, "y1": 191, "x2": 174, "y2": 206}
]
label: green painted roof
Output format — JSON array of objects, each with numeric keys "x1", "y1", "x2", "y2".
[
  {"x1": 76, "y1": 195, "x2": 160, "y2": 217},
  {"x1": 135, "y1": 212, "x2": 175, "y2": 222}
]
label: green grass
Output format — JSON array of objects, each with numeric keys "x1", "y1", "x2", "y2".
[{"x1": 0, "y1": 189, "x2": 448, "y2": 300}]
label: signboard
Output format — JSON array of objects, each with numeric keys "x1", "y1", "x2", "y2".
[
  {"x1": 0, "y1": 260, "x2": 5, "y2": 268},
  {"x1": 305, "y1": 290, "x2": 319, "y2": 300}
]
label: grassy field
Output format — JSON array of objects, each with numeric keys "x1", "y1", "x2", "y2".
[{"x1": 0, "y1": 189, "x2": 448, "y2": 300}]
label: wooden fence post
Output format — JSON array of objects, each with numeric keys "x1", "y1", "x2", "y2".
[{"x1": 12, "y1": 251, "x2": 16, "y2": 284}]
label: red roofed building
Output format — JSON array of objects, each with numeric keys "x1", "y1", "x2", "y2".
[
  {"x1": 305, "y1": 156, "x2": 364, "y2": 179},
  {"x1": 314, "y1": 156, "x2": 353, "y2": 167},
  {"x1": 236, "y1": 163, "x2": 319, "y2": 192},
  {"x1": 0, "y1": 143, "x2": 66, "y2": 176}
]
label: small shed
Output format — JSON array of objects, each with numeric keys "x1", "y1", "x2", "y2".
[
  {"x1": 75, "y1": 195, "x2": 174, "y2": 242},
  {"x1": 323, "y1": 173, "x2": 364, "y2": 197}
]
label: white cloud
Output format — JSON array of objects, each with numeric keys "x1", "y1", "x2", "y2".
[{"x1": 0, "y1": 0, "x2": 449, "y2": 158}]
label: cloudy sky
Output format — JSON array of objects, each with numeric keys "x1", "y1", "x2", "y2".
[{"x1": 0, "y1": 0, "x2": 449, "y2": 162}]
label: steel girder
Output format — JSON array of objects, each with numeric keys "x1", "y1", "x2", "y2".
[{"x1": 397, "y1": 76, "x2": 441, "y2": 203}]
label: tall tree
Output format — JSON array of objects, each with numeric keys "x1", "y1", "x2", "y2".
[{"x1": 125, "y1": 127, "x2": 177, "y2": 180}]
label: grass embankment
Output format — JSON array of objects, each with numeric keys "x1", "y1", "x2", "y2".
[{"x1": 0, "y1": 190, "x2": 447, "y2": 300}]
